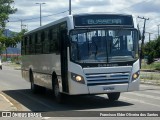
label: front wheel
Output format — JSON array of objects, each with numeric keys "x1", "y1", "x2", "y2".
[
  {"x1": 53, "y1": 79, "x2": 64, "y2": 103},
  {"x1": 107, "y1": 92, "x2": 120, "y2": 102}
]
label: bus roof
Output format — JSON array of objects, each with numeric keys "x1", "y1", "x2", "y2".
[{"x1": 25, "y1": 13, "x2": 134, "y2": 36}]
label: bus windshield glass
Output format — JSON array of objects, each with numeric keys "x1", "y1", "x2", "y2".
[{"x1": 70, "y1": 29, "x2": 138, "y2": 63}]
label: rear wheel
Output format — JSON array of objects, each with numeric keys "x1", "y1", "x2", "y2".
[
  {"x1": 30, "y1": 71, "x2": 45, "y2": 94},
  {"x1": 0, "y1": 66, "x2": 2, "y2": 70},
  {"x1": 107, "y1": 92, "x2": 120, "y2": 102},
  {"x1": 53, "y1": 78, "x2": 64, "y2": 103}
]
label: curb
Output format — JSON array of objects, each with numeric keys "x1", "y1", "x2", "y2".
[{"x1": 0, "y1": 94, "x2": 17, "y2": 111}]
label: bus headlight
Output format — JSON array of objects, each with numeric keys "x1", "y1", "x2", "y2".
[
  {"x1": 71, "y1": 73, "x2": 85, "y2": 84},
  {"x1": 132, "y1": 71, "x2": 140, "y2": 81}
]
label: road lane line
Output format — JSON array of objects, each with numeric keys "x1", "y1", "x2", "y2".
[
  {"x1": 42, "y1": 117, "x2": 51, "y2": 120},
  {"x1": 0, "y1": 94, "x2": 14, "y2": 106},
  {"x1": 126, "y1": 92, "x2": 160, "y2": 101},
  {"x1": 121, "y1": 96, "x2": 160, "y2": 108},
  {"x1": 140, "y1": 84, "x2": 160, "y2": 89},
  {"x1": 0, "y1": 94, "x2": 17, "y2": 111},
  {"x1": 141, "y1": 90, "x2": 160, "y2": 95}
]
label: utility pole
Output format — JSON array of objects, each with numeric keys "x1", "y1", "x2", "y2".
[
  {"x1": 145, "y1": 32, "x2": 153, "y2": 42},
  {"x1": 20, "y1": 20, "x2": 22, "y2": 31},
  {"x1": 69, "y1": 0, "x2": 71, "y2": 15},
  {"x1": 36, "y1": 3, "x2": 46, "y2": 26},
  {"x1": 137, "y1": 16, "x2": 149, "y2": 68},
  {"x1": 157, "y1": 24, "x2": 160, "y2": 37},
  {"x1": 20, "y1": 19, "x2": 27, "y2": 31}
]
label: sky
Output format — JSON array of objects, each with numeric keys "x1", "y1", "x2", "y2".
[{"x1": 6, "y1": 0, "x2": 160, "y2": 42}]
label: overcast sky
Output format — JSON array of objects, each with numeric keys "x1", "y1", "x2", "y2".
[{"x1": 6, "y1": 0, "x2": 160, "y2": 41}]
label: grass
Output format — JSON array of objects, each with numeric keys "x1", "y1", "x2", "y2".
[
  {"x1": 141, "y1": 60, "x2": 160, "y2": 85},
  {"x1": 140, "y1": 72, "x2": 160, "y2": 80},
  {"x1": 5, "y1": 62, "x2": 21, "y2": 69},
  {"x1": 141, "y1": 60, "x2": 160, "y2": 70}
]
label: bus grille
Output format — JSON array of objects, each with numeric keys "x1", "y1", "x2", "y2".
[{"x1": 85, "y1": 72, "x2": 130, "y2": 86}]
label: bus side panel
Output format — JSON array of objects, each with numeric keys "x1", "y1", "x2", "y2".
[
  {"x1": 21, "y1": 69, "x2": 30, "y2": 82},
  {"x1": 21, "y1": 55, "x2": 30, "y2": 82},
  {"x1": 34, "y1": 54, "x2": 61, "y2": 89},
  {"x1": 22, "y1": 54, "x2": 61, "y2": 90}
]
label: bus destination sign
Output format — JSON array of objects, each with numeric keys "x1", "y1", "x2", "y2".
[
  {"x1": 74, "y1": 15, "x2": 133, "y2": 27},
  {"x1": 87, "y1": 19, "x2": 122, "y2": 25}
]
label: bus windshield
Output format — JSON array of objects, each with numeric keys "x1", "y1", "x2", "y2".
[{"x1": 70, "y1": 29, "x2": 138, "y2": 63}]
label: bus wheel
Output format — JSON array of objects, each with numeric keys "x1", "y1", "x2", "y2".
[
  {"x1": 107, "y1": 92, "x2": 120, "y2": 102},
  {"x1": 30, "y1": 72, "x2": 39, "y2": 94},
  {"x1": 54, "y1": 79, "x2": 63, "y2": 103}
]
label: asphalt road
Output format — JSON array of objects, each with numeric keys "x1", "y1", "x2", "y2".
[{"x1": 0, "y1": 65, "x2": 160, "y2": 120}]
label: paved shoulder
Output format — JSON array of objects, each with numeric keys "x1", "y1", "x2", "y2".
[{"x1": 0, "y1": 93, "x2": 17, "y2": 111}]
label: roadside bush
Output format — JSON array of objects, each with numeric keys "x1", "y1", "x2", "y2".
[
  {"x1": 147, "y1": 55, "x2": 154, "y2": 64},
  {"x1": 154, "y1": 63, "x2": 160, "y2": 70}
]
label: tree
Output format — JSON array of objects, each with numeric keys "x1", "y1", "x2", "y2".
[
  {"x1": 154, "y1": 37, "x2": 160, "y2": 58},
  {"x1": 144, "y1": 41, "x2": 155, "y2": 64},
  {"x1": 0, "y1": 0, "x2": 17, "y2": 55},
  {"x1": 0, "y1": 0, "x2": 17, "y2": 33},
  {"x1": 13, "y1": 29, "x2": 27, "y2": 44},
  {"x1": 143, "y1": 37, "x2": 160, "y2": 64}
]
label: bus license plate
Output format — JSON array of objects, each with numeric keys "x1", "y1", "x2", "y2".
[{"x1": 103, "y1": 86, "x2": 115, "y2": 91}]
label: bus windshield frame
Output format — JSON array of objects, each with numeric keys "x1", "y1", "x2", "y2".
[{"x1": 69, "y1": 28, "x2": 139, "y2": 66}]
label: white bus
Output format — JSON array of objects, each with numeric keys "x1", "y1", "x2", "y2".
[{"x1": 21, "y1": 13, "x2": 140, "y2": 103}]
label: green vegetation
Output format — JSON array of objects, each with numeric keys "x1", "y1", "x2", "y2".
[
  {"x1": 0, "y1": 0, "x2": 27, "y2": 56},
  {"x1": 0, "y1": 0, "x2": 26, "y2": 59},
  {"x1": 141, "y1": 61, "x2": 160, "y2": 70},
  {"x1": 143, "y1": 37, "x2": 160, "y2": 64},
  {"x1": 141, "y1": 61, "x2": 160, "y2": 84},
  {"x1": 0, "y1": 0, "x2": 17, "y2": 32}
]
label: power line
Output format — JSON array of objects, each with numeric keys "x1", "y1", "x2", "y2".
[{"x1": 8, "y1": 10, "x2": 68, "y2": 23}]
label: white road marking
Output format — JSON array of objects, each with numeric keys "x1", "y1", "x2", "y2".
[
  {"x1": 42, "y1": 117, "x2": 51, "y2": 120},
  {"x1": 0, "y1": 94, "x2": 13, "y2": 106},
  {"x1": 140, "y1": 84, "x2": 160, "y2": 89},
  {"x1": 141, "y1": 90, "x2": 160, "y2": 95},
  {"x1": 0, "y1": 94, "x2": 17, "y2": 111},
  {"x1": 126, "y1": 92, "x2": 160, "y2": 100},
  {"x1": 121, "y1": 96, "x2": 160, "y2": 108}
]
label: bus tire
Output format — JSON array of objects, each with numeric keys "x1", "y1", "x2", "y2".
[
  {"x1": 107, "y1": 92, "x2": 120, "y2": 102},
  {"x1": 53, "y1": 78, "x2": 64, "y2": 103},
  {"x1": 30, "y1": 71, "x2": 40, "y2": 94}
]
